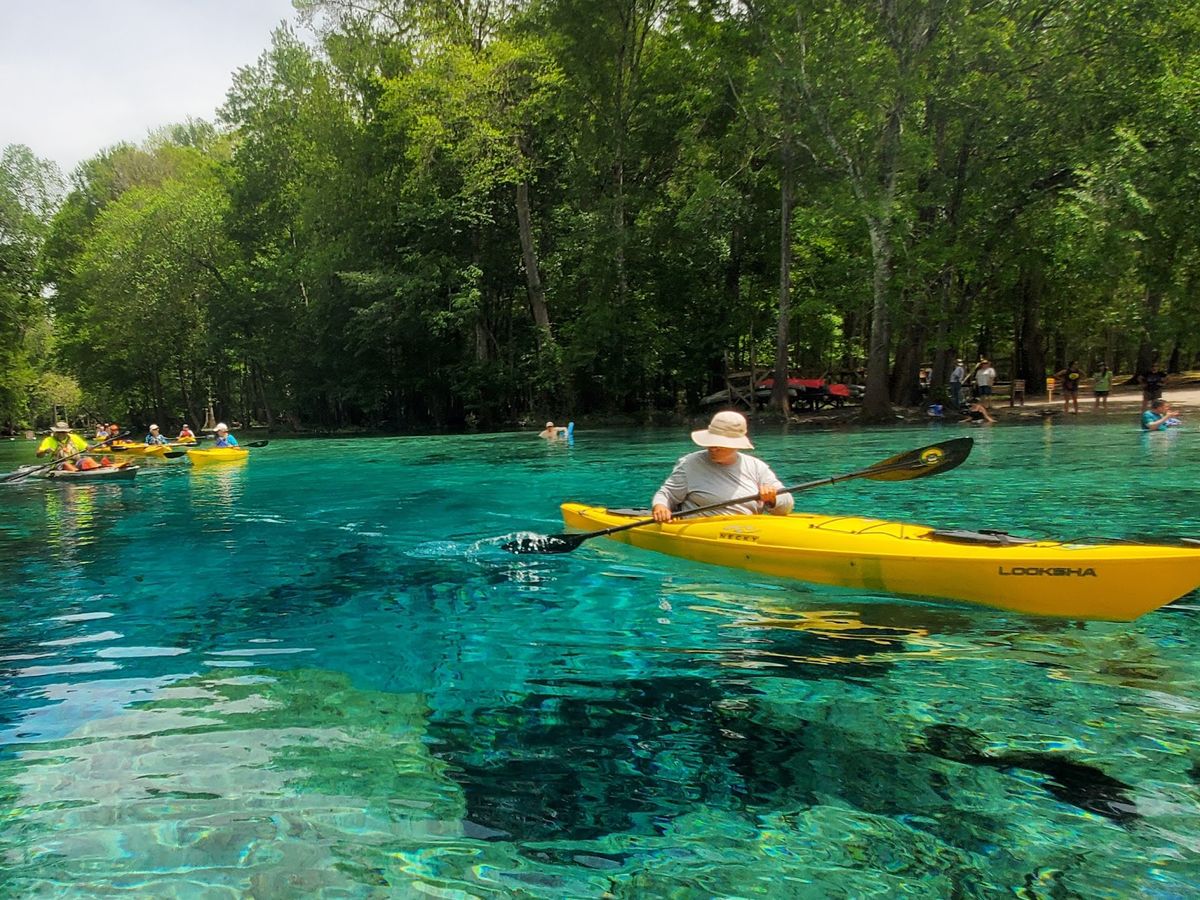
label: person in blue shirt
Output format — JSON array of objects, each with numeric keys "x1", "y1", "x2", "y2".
[
  {"x1": 213, "y1": 422, "x2": 240, "y2": 447},
  {"x1": 145, "y1": 424, "x2": 169, "y2": 445},
  {"x1": 1141, "y1": 399, "x2": 1180, "y2": 431}
]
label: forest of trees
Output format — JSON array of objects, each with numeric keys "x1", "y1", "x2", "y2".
[{"x1": 3, "y1": 0, "x2": 1200, "y2": 431}]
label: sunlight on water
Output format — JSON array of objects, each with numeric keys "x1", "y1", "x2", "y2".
[{"x1": 1, "y1": 424, "x2": 1199, "y2": 896}]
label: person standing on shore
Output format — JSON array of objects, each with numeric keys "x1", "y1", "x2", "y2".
[
  {"x1": 949, "y1": 359, "x2": 965, "y2": 409},
  {"x1": 1093, "y1": 364, "x2": 1112, "y2": 410},
  {"x1": 1142, "y1": 363, "x2": 1166, "y2": 411},
  {"x1": 974, "y1": 359, "x2": 996, "y2": 408},
  {"x1": 1059, "y1": 361, "x2": 1083, "y2": 414}
]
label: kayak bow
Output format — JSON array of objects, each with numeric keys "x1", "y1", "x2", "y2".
[{"x1": 560, "y1": 504, "x2": 1200, "y2": 620}]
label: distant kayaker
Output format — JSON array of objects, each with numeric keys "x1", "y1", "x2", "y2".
[
  {"x1": 36, "y1": 421, "x2": 88, "y2": 462},
  {"x1": 94, "y1": 423, "x2": 107, "y2": 440},
  {"x1": 107, "y1": 423, "x2": 121, "y2": 441},
  {"x1": 145, "y1": 424, "x2": 169, "y2": 445},
  {"x1": 1142, "y1": 399, "x2": 1180, "y2": 431},
  {"x1": 213, "y1": 423, "x2": 240, "y2": 448},
  {"x1": 651, "y1": 411, "x2": 793, "y2": 523},
  {"x1": 178, "y1": 424, "x2": 195, "y2": 440},
  {"x1": 539, "y1": 421, "x2": 568, "y2": 440}
]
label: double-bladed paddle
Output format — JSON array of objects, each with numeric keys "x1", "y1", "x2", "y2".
[
  {"x1": 503, "y1": 437, "x2": 974, "y2": 555},
  {"x1": 163, "y1": 439, "x2": 270, "y2": 459}
]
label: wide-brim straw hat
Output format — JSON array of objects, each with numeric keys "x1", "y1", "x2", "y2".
[
  {"x1": 692, "y1": 410, "x2": 753, "y2": 450},
  {"x1": 52, "y1": 420, "x2": 72, "y2": 433}
]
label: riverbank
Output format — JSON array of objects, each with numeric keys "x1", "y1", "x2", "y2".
[
  {"x1": 6, "y1": 378, "x2": 1196, "y2": 440},
  {"x1": 754, "y1": 378, "x2": 1200, "y2": 429}
]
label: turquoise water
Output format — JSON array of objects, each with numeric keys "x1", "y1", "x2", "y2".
[{"x1": 1, "y1": 424, "x2": 1199, "y2": 897}]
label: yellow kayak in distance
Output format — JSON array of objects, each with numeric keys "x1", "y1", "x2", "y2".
[
  {"x1": 107, "y1": 442, "x2": 169, "y2": 458},
  {"x1": 560, "y1": 503, "x2": 1200, "y2": 621},
  {"x1": 186, "y1": 447, "x2": 249, "y2": 466}
]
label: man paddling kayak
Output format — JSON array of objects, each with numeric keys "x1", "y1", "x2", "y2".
[
  {"x1": 36, "y1": 421, "x2": 87, "y2": 461},
  {"x1": 213, "y1": 423, "x2": 240, "y2": 447},
  {"x1": 145, "y1": 424, "x2": 169, "y2": 445},
  {"x1": 651, "y1": 411, "x2": 793, "y2": 523},
  {"x1": 35, "y1": 421, "x2": 110, "y2": 471}
]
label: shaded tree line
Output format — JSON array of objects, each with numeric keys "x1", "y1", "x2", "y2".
[{"x1": 6, "y1": 0, "x2": 1200, "y2": 431}]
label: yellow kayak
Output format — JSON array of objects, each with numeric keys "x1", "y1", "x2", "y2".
[
  {"x1": 186, "y1": 447, "x2": 249, "y2": 466},
  {"x1": 107, "y1": 442, "x2": 169, "y2": 458},
  {"x1": 560, "y1": 503, "x2": 1200, "y2": 621}
]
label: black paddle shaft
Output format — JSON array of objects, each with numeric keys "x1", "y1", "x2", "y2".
[{"x1": 503, "y1": 437, "x2": 973, "y2": 554}]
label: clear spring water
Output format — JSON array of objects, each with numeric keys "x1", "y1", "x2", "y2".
[{"x1": 1, "y1": 423, "x2": 1199, "y2": 897}]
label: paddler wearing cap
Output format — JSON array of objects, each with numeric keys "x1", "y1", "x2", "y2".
[
  {"x1": 212, "y1": 423, "x2": 239, "y2": 448},
  {"x1": 145, "y1": 424, "x2": 169, "y2": 445},
  {"x1": 651, "y1": 411, "x2": 793, "y2": 523},
  {"x1": 36, "y1": 421, "x2": 88, "y2": 461},
  {"x1": 538, "y1": 420, "x2": 568, "y2": 440}
]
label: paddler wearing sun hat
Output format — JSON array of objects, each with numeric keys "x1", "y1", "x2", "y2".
[
  {"x1": 651, "y1": 410, "x2": 793, "y2": 523},
  {"x1": 35, "y1": 421, "x2": 88, "y2": 460}
]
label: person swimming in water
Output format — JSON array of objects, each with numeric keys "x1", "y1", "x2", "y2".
[
  {"x1": 538, "y1": 421, "x2": 568, "y2": 440},
  {"x1": 1141, "y1": 399, "x2": 1181, "y2": 431}
]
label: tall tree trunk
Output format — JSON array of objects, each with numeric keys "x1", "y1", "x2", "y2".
[
  {"x1": 255, "y1": 364, "x2": 273, "y2": 430},
  {"x1": 1135, "y1": 288, "x2": 1163, "y2": 376},
  {"x1": 178, "y1": 365, "x2": 201, "y2": 430},
  {"x1": 151, "y1": 369, "x2": 166, "y2": 427},
  {"x1": 1168, "y1": 340, "x2": 1181, "y2": 374},
  {"x1": 859, "y1": 96, "x2": 904, "y2": 422},
  {"x1": 929, "y1": 270, "x2": 955, "y2": 392},
  {"x1": 515, "y1": 176, "x2": 550, "y2": 333},
  {"x1": 1016, "y1": 268, "x2": 1047, "y2": 395},
  {"x1": 772, "y1": 135, "x2": 795, "y2": 415},
  {"x1": 890, "y1": 295, "x2": 927, "y2": 406},
  {"x1": 861, "y1": 215, "x2": 895, "y2": 420}
]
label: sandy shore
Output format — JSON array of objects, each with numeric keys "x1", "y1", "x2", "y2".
[
  {"x1": 983, "y1": 379, "x2": 1199, "y2": 422},
  {"x1": 780, "y1": 376, "x2": 1200, "y2": 427}
]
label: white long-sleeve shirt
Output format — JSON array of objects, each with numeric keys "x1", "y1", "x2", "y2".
[{"x1": 652, "y1": 450, "x2": 794, "y2": 516}]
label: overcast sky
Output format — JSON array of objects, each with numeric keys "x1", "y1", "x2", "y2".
[{"x1": 1, "y1": 0, "x2": 300, "y2": 176}]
